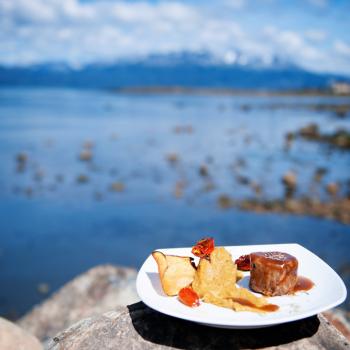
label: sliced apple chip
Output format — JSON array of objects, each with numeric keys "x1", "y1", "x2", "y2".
[{"x1": 152, "y1": 251, "x2": 196, "y2": 296}]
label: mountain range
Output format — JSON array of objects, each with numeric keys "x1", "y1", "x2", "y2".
[{"x1": 0, "y1": 52, "x2": 348, "y2": 90}]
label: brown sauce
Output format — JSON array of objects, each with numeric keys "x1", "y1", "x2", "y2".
[
  {"x1": 232, "y1": 298, "x2": 279, "y2": 312},
  {"x1": 252, "y1": 251, "x2": 297, "y2": 265},
  {"x1": 292, "y1": 276, "x2": 314, "y2": 293}
]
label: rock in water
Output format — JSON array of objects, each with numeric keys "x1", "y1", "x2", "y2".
[
  {"x1": 76, "y1": 174, "x2": 89, "y2": 184},
  {"x1": 299, "y1": 123, "x2": 320, "y2": 139},
  {"x1": 217, "y1": 194, "x2": 234, "y2": 209},
  {"x1": 0, "y1": 317, "x2": 42, "y2": 350},
  {"x1": 326, "y1": 182, "x2": 339, "y2": 197},
  {"x1": 18, "y1": 265, "x2": 139, "y2": 343},
  {"x1": 110, "y1": 182, "x2": 125, "y2": 192},
  {"x1": 37, "y1": 282, "x2": 50, "y2": 295},
  {"x1": 16, "y1": 152, "x2": 28, "y2": 164},
  {"x1": 282, "y1": 171, "x2": 297, "y2": 190},
  {"x1": 282, "y1": 171, "x2": 297, "y2": 198},
  {"x1": 46, "y1": 302, "x2": 349, "y2": 350},
  {"x1": 79, "y1": 150, "x2": 93, "y2": 161}
]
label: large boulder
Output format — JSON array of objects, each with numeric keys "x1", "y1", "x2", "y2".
[
  {"x1": 0, "y1": 317, "x2": 42, "y2": 350},
  {"x1": 18, "y1": 265, "x2": 139, "y2": 343},
  {"x1": 47, "y1": 302, "x2": 349, "y2": 350}
]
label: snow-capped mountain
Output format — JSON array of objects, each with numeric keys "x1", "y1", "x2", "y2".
[{"x1": 0, "y1": 51, "x2": 347, "y2": 90}]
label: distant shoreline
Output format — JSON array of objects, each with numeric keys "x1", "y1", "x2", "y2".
[{"x1": 113, "y1": 86, "x2": 350, "y2": 97}]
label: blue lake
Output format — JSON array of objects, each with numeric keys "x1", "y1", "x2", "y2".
[{"x1": 0, "y1": 88, "x2": 349, "y2": 317}]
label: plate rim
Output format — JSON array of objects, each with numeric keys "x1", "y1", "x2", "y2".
[{"x1": 136, "y1": 243, "x2": 347, "y2": 328}]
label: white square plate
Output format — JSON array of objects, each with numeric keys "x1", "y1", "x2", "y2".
[{"x1": 136, "y1": 243, "x2": 347, "y2": 329}]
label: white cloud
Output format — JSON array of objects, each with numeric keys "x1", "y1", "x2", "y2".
[
  {"x1": 0, "y1": 0, "x2": 349, "y2": 75},
  {"x1": 0, "y1": 0, "x2": 242, "y2": 65},
  {"x1": 61, "y1": 0, "x2": 96, "y2": 20},
  {"x1": 334, "y1": 40, "x2": 350, "y2": 57},
  {"x1": 305, "y1": 29, "x2": 327, "y2": 42},
  {"x1": 0, "y1": 0, "x2": 56, "y2": 23},
  {"x1": 307, "y1": 0, "x2": 328, "y2": 8},
  {"x1": 112, "y1": 2, "x2": 197, "y2": 24},
  {"x1": 262, "y1": 26, "x2": 328, "y2": 69},
  {"x1": 223, "y1": 0, "x2": 246, "y2": 9}
]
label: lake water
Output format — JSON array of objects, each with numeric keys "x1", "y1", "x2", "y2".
[{"x1": 0, "y1": 88, "x2": 349, "y2": 318}]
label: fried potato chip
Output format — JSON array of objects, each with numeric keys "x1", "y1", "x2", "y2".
[
  {"x1": 192, "y1": 247, "x2": 237, "y2": 298},
  {"x1": 152, "y1": 251, "x2": 196, "y2": 296},
  {"x1": 192, "y1": 247, "x2": 278, "y2": 313}
]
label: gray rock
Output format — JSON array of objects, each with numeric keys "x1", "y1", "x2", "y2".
[
  {"x1": 18, "y1": 265, "x2": 139, "y2": 343},
  {"x1": 47, "y1": 302, "x2": 350, "y2": 350},
  {"x1": 324, "y1": 308, "x2": 350, "y2": 341},
  {"x1": 0, "y1": 317, "x2": 43, "y2": 350}
]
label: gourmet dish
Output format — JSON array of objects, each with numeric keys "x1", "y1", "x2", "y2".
[{"x1": 152, "y1": 238, "x2": 314, "y2": 314}]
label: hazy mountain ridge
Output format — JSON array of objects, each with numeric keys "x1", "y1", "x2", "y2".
[{"x1": 0, "y1": 52, "x2": 348, "y2": 90}]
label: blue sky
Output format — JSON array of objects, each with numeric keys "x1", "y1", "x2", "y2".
[{"x1": 1, "y1": 0, "x2": 350, "y2": 75}]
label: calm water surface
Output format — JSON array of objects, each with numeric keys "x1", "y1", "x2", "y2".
[{"x1": 0, "y1": 88, "x2": 349, "y2": 317}]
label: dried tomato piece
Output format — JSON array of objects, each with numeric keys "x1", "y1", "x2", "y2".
[
  {"x1": 235, "y1": 254, "x2": 251, "y2": 271},
  {"x1": 178, "y1": 287, "x2": 200, "y2": 307},
  {"x1": 191, "y1": 237, "x2": 214, "y2": 258}
]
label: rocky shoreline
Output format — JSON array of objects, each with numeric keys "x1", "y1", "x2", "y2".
[
  {"x1": 218, "y1": 196, "x2": 350, "y2": 225},
  {"x1": 290, "y1": 123, "x2": 350, "y2": 150},
  {"x1": 0, "y1": 264, "x2": 349, "y2": 349}
]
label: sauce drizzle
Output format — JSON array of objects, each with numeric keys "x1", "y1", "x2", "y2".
[
  {"x1": 292, "y1": 276, "x2": 314, "y2": 293},
  {"x1": 232, "y1": 298, "x2": 279, "y2": 312}
]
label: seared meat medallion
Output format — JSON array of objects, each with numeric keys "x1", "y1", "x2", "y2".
[{"x1": 249, "y1": 251, "x2": 298, "y2": 296}]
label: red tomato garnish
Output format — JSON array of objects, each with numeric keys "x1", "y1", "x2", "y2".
[
  {"x1": 178, "y1": 287, "x2": 200, "y2": 307},
  {"x1": 235, "y1": 254, "x2": 251, "y2": 271},
  {"x1": 191, "y1": 237, "x2": 214, "y2": 258}
]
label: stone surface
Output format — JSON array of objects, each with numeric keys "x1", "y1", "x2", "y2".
[
  {"x1": 324, "y1": 308, "x2": 350, "y2": 341},
  {"x1": 47, "y1": 302, "x2": 350, "y2": 350},
  {"x1": 18, "y1": 265, "x2": 139, "y2": 343},
  {"x1": 0, "y1": 317, "x2": 43, "y2": 350}
]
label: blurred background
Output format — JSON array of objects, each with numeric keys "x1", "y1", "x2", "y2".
[{"x1": 0, "y1": 0, "x2": 350, "y2": 320}]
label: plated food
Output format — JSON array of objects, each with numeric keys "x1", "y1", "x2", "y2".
[
  {"x1": 152, "y1": 238, "x2": 314, "y2": 314},
  {"x1": 137, "y1": 243, "x2": 346, "y2": 328}
]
